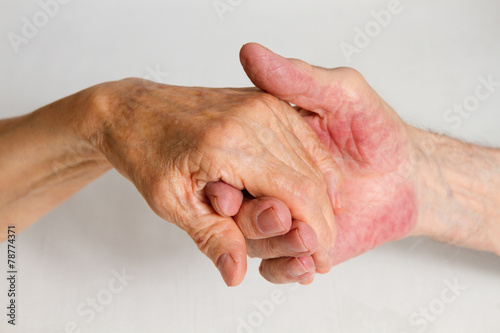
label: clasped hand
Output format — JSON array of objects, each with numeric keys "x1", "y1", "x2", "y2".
[
  {"x1": 79, "y1": 42, "x2": 425, "y2": 286},
  {"x1": 83, "y1": 74, "x2": 341, "y2": 286},
  {"x1": 2, "y1": 43, "x2": 497, "y2": 287}
]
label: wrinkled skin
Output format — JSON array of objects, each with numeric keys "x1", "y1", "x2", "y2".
[
  {"x1": 84, "y1": 80, "x2": 342, "y2": 286},
  {"x1": 208, "y1": 44, "x2": 421, "y2": 283}
]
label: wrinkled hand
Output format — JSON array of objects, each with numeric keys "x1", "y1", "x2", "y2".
[
  {"x1": 81, "y1": 80, "x2": 342, "y2": 286},
  {"x1": 209, "y1": 43, "x2": 421, "y2": 283}
]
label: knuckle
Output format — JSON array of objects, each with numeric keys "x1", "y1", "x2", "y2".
[
  {"x1": 260, "y1": 261, "x2": 279, "y2": 283},
  {"x1": 237, "y1": 222, "x2": 258, "y2": 240},
  {"x1": 334, "y1": 67, "x2": 367, "y2": 102},
  {"x1": 336, "y1": 67, "x2": 364, "y2": 81},
  {"x1": 147, "y1": 179, "x2": 180, "y2": 222},
  {"x1": 244, "y1": 92, "x2": 282, "y2": 113},
  {"x1": 246, "y1": 240, "x2": 258, "y2": 259},
  {"x1": 247, "y1": 237, "x2": 286, "y2": 259},
  {"x1": 189, "y1": 221, "x2": 244, "y2": 261},
  {"x1": 237, "y1": 92, "x2": 287, "y2": 126},
  {"x1": 190, "y1": 223, "x2": 224, "y2": 257},
  {"x1": 202, "y1": 116, "x2": 246, "y2": 148},
  {"x1": 252, "y1": 239, "x2": 274, "y2": 259},
  {"x1": 258, "y1": 261, "x2": 268, "y2": 277}
]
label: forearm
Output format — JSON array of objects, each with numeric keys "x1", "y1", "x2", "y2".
[
  {"x1": 0, "y1": 90, "x2": 111, "y2": 239},
  {"x1": 412, "y1": 127, "x2": 500, "y2": 255}
]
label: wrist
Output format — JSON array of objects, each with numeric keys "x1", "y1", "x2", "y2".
[
  {"x1": 409, "y1": 126, "x2": 500, "y2": 255},
  {"x1": 0, "y1": 87, "x2": 112, "y2": 228},
  {"x1": 42, "y1": 86, "x2": 111, "y2": 171}
]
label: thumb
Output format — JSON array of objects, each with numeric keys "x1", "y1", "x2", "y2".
[
  {"x1": 188, "y1": 214, "x2": 247, "y2": 287},
  {"x1": 239, "y1": 43, "x2": 340, "y2": 115}
]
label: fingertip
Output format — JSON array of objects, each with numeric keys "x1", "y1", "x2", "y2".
[
  {"x1": 312, "y1": 242, "x2": 333, "y2": 275},
  {"x1": 286, "y1": 256, "x2": 315, "y2": 278},
  {"x1": 334, "y1": 190, "x2": 345, "y2": 215},
  {"x1": 239, "y1": 42, "x2": 293, "y2": 93},
  {"x1": 299, "y1": 275, "x2": 315, "y2": 285},
  {"x1": 191, "y1": 213, "x2": 247, "y2": 286},
  {"x1": 218, "y1": 192, "x2": 244, "y2": 217},
  {"x1": 240, "y1": 42, "x2": 268, "y2": 66},
  {"x1": 269, "y1": 199, "x2": 292, "y2": 232},
  {"x1": 211, "y1": 196, "x2": 224, "y2": 216},
  {"x1": 286, "y1": 257, "x2": 308, "y2": 277},
  {"x1": 217, "y1": 254, "x2": 235, "y2": 286},
  {"x1": 217, "y1": 253, "x2": 247, "y2": 287},
  {"x1": 289, "y1": 221, "x2": 318, "y2": 254},
  {"x1": 324, "y1": 168, "x2": 344, "y2": 216},
  {"x1": 256, "y1": 207, "x2": 285, "y2": 234},
  {"x1": 205, "y1": 181, "x2": 244, "y2": 217},
  {"x1": 259, "y1": 256, "x2": 316, "y2": 284},
  {"x1": 255, "y1": 198, "x2": 292, "y2": 236},
  {"x1": 236, "y1": 197, "x2": 292, "y2": 239},
  {"x1": 297, "y1": 256, "x2": 315, "y2": 273}
]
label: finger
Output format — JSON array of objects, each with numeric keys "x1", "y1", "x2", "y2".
[
  {"x1": 239, "y1": 42, "x2": 346, "y2": 115},
  {"x1": 234, "y1": 197, "x2": 291, "y2": 239},
  {"x1": 259, "y1": 256, "x2": 315, "y2": 284},
  {"x1": 205, "y1": 183, "x2": 294, "y2": 240},
  {"x1": 205, "y1": 181, "x2": 243, "y2": 217},
  {"x1": 246, "y1": 220, "x2": 317, "y2": 259},
  {"x1": 187, "y1": 214, "x2": 247, "y2": 287}
]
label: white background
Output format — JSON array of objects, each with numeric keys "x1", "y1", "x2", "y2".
[{"x1": 1, "y1": 0, "x2": 500, "y2": 332}]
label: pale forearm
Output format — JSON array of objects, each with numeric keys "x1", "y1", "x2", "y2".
[
  {"x1": 412, "y1": 127, "x2": 500, "y2": 255},
  {"x1": 0, "y1": 90, "x2": 111, "y2": 239}
]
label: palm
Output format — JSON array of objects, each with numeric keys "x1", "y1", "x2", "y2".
[{"x1": 301, "y1": 89, "x2": 417, "y2": 264}]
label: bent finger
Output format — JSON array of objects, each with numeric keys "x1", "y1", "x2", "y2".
[
  {"x1": 234, "y1": 197, "x2": 292, "y2": 239},
  {"x1": 246, "y1": 220, "x2": 317, "y2": 258},
  {"x1": 187, "y1": 214, "x2": 247, "y2": 287},
  {"x1": 205, "y1": 181, "x2": 244, "y2": 217},
  {"x1": 259, "y1": 256, "x2": 316, "y2": 284}
]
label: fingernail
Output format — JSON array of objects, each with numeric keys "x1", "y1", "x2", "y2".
[
  {"x1": 287, "y1": 258, "x2": 308, "y2": 277},
  {"x1": 212, "y1": 197, "x2": 224, "y2": 216},
  {"x1": 284, "y1": 229, "x2": 309, "y2": 253},
  {"x1": 217, "y1": 254, "x2": 236, "y2": 287},
  {"x1": 257, "y1": 208, "x2": 285, "y2": 234},
  {"x1": 335, "y1": 191, "x2": 343, "y2": 212}
]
